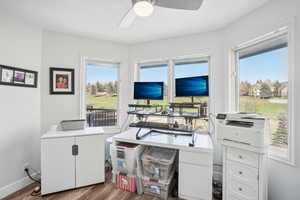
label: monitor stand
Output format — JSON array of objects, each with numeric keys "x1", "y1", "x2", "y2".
[
  {"x1": 191, "y1": 97, "x2": 194, "y2": 103},
  {"x1": 147, "y1": 99, "x2": 151, "y2": 105}
]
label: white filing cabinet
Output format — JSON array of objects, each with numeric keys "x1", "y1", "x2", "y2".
[
  {"x1": 41, "y1": 128, "x2": 105, "y2": 195},
  {"x1": 179, "y1": 150, "x2": 213, "y2": 200},
  {"x1": 222, "y1": 143, "x2": 268, "y2": 200}
]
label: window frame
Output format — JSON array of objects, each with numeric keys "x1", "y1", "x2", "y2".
[
  {"x1": 80, "y1": 57, "x2": 121, "y2": 128},
  {"x1": 134, "y1": 55, "x2": 213, "y2": 134},
  {"x1": 229, "y1": 25, "x2": 296, "y2": 165}
]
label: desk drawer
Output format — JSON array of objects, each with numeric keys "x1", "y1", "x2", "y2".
[
  {"x1": 179, "y1": 150, "x2": 212, "y2": 166},
  {"x1": 228, "y1": 178, "x2": 258, "y2": 200},
  {"x1": 229, "y1": 194, "x2": 251, "y2": 200},
  {"x1": 227, "y1": 148, "x2": 259, "y2": 168},
  {"x1": 227, "y1": 161, "x2": 258, "y2": 184}
]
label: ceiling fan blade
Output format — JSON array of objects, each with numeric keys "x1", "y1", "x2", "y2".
[
  {"x1": 119, "y1": 8, "x2": 136, "y2": 28},
  {"x1": 155, "y1": 0, "x2": 203, "y2": 10}
]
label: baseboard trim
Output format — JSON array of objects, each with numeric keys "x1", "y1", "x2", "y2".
[{"x1": 0, "y1": 173, "x2": 37, "y2": 199}]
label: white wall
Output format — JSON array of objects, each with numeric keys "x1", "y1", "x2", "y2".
[
  {"x1": 41, "y1": 31, "x2": 130, "y2": 134},
  {"x1": 0, "y1": 11, "x2": 42, "y2": 198},
  {"x1": 224, "y1": 1, "x2": 300, "y2": 199}
]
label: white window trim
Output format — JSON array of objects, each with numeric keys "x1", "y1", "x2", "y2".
[
  {"x1": 134, "y1": 54, "x2": 215, "y2": 135},
  {"x1": 80, "y1": 56, "x2": 121, "y2": 128},
  {"x1": 229, "y1": 22, "x2": 296, "y2": 166}
]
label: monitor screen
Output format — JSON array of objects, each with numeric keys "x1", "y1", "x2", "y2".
[
  {"x1": 175, "y1": 76, "x2": 209, "y2": 97},
  {"x1": 134, "y1": 82, "x2": 164, "y2": 100}
]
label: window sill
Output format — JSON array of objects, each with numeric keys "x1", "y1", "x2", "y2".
[{"x1": 268, "y1": 145, "x2": 295, "y2": 166}]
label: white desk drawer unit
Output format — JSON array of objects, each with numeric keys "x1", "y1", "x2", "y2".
[
  {"x1": 227, "y1": 148, "x2": 259, "y2": 168},
  {"x1": 227, "y1": 161, "x2": 258, "y2": 184},
  {"x1": 228, "y1": 178, "x2": 258, "y2": 200},
  {"x1": 223, "y1": 146, "x2": 267, "y2": 200},
  {"x1": 179, "y1": 150, "x2": 213, "y2": 200}
]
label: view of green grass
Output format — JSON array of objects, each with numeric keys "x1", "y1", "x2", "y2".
[
  {"x1": 240, "y1": 96, "x2": 287, "y2": 120},
  {"x1": 86, "y1": 96, "x2": 118, "y2": 109}
]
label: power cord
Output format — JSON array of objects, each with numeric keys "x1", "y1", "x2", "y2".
[
  {"x1": 24, "y1": 168, "x2": 40, "y2": 183},
  {"x1": 208, "y1": 113, "x2": 216, "y2": 137},
  {"x1": 24, "y1": 168, "x2": 41, "y2": 196}
]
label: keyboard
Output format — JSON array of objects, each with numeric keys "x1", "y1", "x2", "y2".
[{"x1": 129, "y1": 121, "x2": 194, "y2": 132}]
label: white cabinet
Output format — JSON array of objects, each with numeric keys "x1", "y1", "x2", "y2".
[
  {"x1": 179, "y1": 150, "x2": 213, "y2": 200},
  {"x1": 41, "y1": 129, "x2": 104, "y2": 195},
  {"x1": 222, "y1": 146, "x2": 267, "y2": 200}
]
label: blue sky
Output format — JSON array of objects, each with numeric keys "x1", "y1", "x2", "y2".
[
  {"x1": 86, "y1": 47, "x2": 288, "y2": 84},
  {"x1": 240, "y1": 47, "x2": 288, "y2": 84},
  {"x1": 86, "y1": 65, "x2": 118, "y2": 83}
]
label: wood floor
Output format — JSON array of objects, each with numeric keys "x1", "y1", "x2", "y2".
[{"x1": 3, "y1": 170, "x2": 180, "y2": 200}]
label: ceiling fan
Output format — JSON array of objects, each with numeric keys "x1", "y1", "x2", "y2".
[{"x1": 120, "y1": 0, "x2": 204, "y2": 28}]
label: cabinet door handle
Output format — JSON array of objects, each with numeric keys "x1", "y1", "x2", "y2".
[
  {"x1": 239, "y1": 171, "x2": 243, "y2": 175},
  {"x1": 238, "y1": 155, "x2": 243, "y2": 159},
  {"x1": 238, "y1": 187, "x2": 243, "y2": 191},
  {"x1": 72, "y1": 145, "x2": 79, "y2": 156}
]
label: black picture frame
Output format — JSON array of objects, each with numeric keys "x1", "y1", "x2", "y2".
[
  {"x1": 50, "y1": 67, "x2": 75, "y2": 95},
  {"x1": 0, "y1": 65, "x2": 38, "y2": 88}
]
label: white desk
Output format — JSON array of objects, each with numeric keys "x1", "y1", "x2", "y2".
[{"x1": 112, "y1": 128, "x2": 214, "y2": 200}]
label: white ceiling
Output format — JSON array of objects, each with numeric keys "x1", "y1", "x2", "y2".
[{"x1": 0, "y1": 0, "x2": 269, "y2": 44}]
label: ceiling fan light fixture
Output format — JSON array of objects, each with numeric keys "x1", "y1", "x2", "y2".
[{"x1": 133, "y1": 0, "x2": 154, "y2": 17}]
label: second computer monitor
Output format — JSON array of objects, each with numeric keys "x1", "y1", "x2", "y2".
[{"x1": 175, "y1": 75, "x2": 209, "y2": 97}]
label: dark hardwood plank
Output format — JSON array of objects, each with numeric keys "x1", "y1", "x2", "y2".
[{"x1": 3, "y1": 171, "x2": 182, "y2": 200}]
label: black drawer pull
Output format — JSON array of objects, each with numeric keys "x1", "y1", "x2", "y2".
[
  {"x1": 238, "y1": 155, "x2": 243, "y2": 159},
  {"x1": 239, "y1": 171, "x2": 243, "y2": 175},
  {"x1": 238, "y1": 187, "x2": 243, "y2": 191}
]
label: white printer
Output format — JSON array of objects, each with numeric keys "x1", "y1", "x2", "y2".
[{"x1": 216, "y1": 112, "x2": 270, "y2": 148}]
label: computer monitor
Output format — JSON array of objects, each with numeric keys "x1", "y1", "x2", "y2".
[
  {"x1": 175, "y1": 76, "x2": 209, "y2": 97},
  {"x1": 134, "y1": 82, "x2": 164, "y2": 103}
]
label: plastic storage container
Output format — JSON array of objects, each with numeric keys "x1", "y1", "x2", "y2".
[
  {"x1": 110, "y1": 142, "x2": 144, "y2": 175},
  {"x1": 142, "y1": 169, "x2": 175, "y2": 200},
  {"x1": 141, "y1": 146, "x2": 177, "y2": 182}
]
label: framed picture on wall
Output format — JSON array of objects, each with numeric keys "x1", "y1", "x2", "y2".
[
  {"x1": 14, "y1": 70, "x2": 26, "y2": 84},
  {"x1": 50, "y1": 67, "x2": 75, "y2": 95},
  {"x1": 0, "y1": 65, "x2": 38, "y2": 88}
]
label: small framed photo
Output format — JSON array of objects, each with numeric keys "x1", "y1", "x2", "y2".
[
  {"x1": 25, "y1": 72, "x2": 36, "y2": 86},
  {"x1": 1, "y1": 68, "x2": 14, "y2": 83},
  {"x1": 50, "y1": 67, "x2": 74, "y2": 95},
  {"x1": 14, "y1": 70, "x2": 25, "y2": 84},
  {"x1": 0, "y1": 65, "x2": 38, "y2": 88}
]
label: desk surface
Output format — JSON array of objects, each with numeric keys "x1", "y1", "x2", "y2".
[
  {"x1": 113, "y1": 128, "x2": 213, "y2": 153},
  {"x1": 41, "y1": 127, "x2": 104, "y2": 139}
]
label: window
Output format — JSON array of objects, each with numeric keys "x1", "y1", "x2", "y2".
[
  {"x1": 136, "y1": 58, "x2": 211, "y2": 128},
  {"x1": 173, "y1": 60, "x2": 209, "y2": 130},
  {"x1": 84, "y1": 63, "x2": 119, "y2": 127},
  {"x1": 232, "y1": 27, "x2": 295, "y2": 163},
  {"x1": 138, "y1": 63, "x2": 168, "y2": 123}
]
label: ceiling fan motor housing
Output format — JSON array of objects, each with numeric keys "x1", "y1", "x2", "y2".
[{"x1": 132, "y1": 0, "x2": 155, "y2": 5}]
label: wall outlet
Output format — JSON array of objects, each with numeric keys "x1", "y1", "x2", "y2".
[{"x1": 23, "y1": 162, "x2": 30, "y2": 171}]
